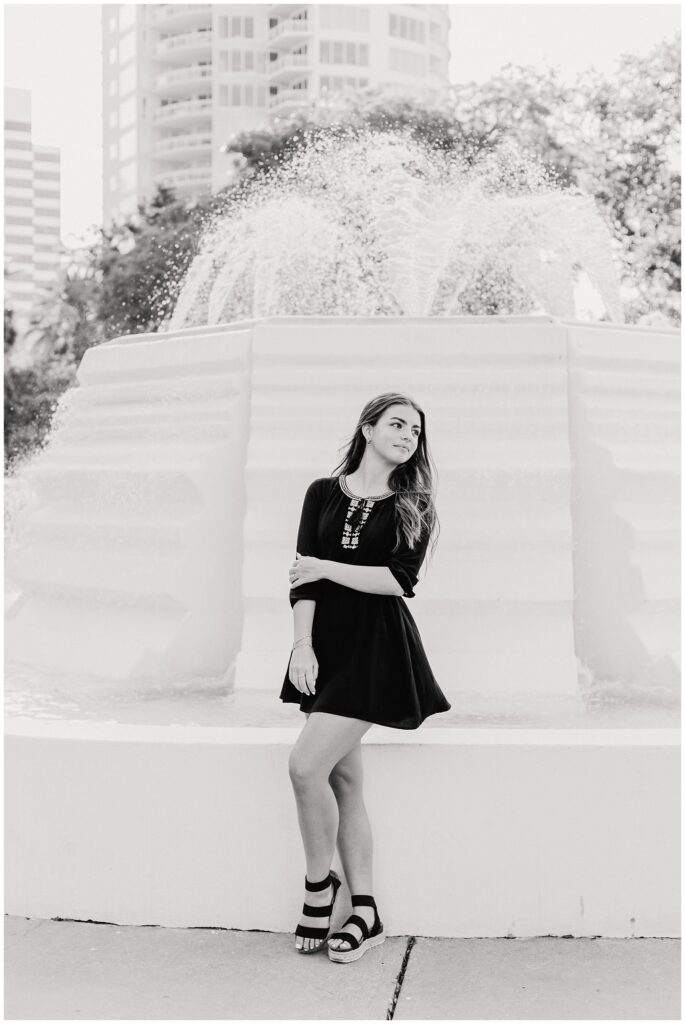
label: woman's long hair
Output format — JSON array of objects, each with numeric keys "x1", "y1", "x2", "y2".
[{"x1": 330, "y1": 392, "x2": 440, "y2": 560}]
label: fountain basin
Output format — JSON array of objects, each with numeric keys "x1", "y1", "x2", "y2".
[{"x1": 5, "y1": 314, "x2": 680, "y2": 935}]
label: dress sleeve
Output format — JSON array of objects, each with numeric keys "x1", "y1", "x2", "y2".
[
  {"x1": 289, "y1": 479, "x2": 324, "y2": 607},
  {"x1": 386, "y1": 524, "x2": 430, "y2": 599}
]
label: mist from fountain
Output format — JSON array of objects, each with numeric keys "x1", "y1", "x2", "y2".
[{"x1": 168, "y1": 131, "x2": 624, "y2": 329}]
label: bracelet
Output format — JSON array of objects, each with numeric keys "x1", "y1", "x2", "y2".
[{"x1": 292, "y1": 634, "x2": 313, "y2": 650}]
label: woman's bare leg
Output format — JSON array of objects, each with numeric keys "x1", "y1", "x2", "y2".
[
  {"x1": 327, "y1": 741, "x2": 377, "y2": 951},
  {"x1": 289, "y1": 711, "x2": 372, "y2": 950}
]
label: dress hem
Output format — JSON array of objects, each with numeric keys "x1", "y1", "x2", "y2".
[{"x1": 279, "y1": 694, "x2": 451, "y2": 731}]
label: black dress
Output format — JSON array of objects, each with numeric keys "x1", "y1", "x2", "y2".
[{"x1": 279, "y1": 475, "x2": 452, "y2": 730}]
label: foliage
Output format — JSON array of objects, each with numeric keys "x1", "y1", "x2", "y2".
[{"x1": 4, "y1": 355, "x2": 76, "y2": 473}]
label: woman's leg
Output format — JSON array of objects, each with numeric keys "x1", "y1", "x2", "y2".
[
  {"x1": 327, "y1": 741, "x2": 377, "y2": 951},
  {"x1": 289, "y1": 711, "x2": 372, "y2": 950}
]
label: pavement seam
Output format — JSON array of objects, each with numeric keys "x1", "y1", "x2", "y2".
[{"x1": 386, "y1": 935, "x2": 416, "y2": 1020}]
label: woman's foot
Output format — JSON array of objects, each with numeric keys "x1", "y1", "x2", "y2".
[
  {"x1": 327, "y1": 903, "x2": 377, "y2": 951},
  {"x1": 327, "y1": 894, "x2": 385, "y2": 963},
  {"x1": 295, "y1": 870, "x2": 341, "y2": 953}
]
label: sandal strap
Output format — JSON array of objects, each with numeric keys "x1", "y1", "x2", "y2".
[
  {"x1": 295, "y1": 923, "x2": 329, "y2": 939},
  {"x1": 301, "y1": 901, "x2": 335, "y2": 917},
  {"x1": 304, "y1": 870, "x2": 336, "y2": 892},
  {"x1": 328, "y1": 929, "x2": 361, "y2": 950},
  {"x1": 351, "y1": 894, "x2": 376, "y2": 908},
  {"x1": 332, "y1": 912, "x2": 370, "y2": 941}
]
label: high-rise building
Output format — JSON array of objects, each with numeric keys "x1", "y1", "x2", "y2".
[
  {"x1": 102, "y1": 4, "x2": 451, "y2": 223},
  {"x1": 4, "y1": 87, "x2": 62, "y2": 338}
]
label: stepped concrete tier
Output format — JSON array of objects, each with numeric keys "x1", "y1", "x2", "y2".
[
  {"x1": 5, "y1": 327, "x2": 251, "y2": 688},
  {"x1": 4, "y1": 315, "x2": 680, "y2": 935}
]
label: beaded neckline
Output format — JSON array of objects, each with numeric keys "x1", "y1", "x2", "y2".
[{"x1": 338, "y1": 475, "x2": 395, "y2": 502}]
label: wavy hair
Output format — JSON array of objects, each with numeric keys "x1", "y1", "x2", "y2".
[{"x1": 330, "y1": 392, "x2": 440, "y2": 560}]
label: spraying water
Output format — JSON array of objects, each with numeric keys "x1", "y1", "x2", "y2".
[{"x1": 169, "y1": 131, "x2": 624, "y2": 329}]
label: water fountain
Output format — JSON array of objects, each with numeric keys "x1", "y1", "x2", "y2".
[{"x1": 5, "y1": 134, "x2": 680, "y2": 938}]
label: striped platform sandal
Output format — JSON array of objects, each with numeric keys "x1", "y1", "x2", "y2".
[
  {"x1": 294, "y1": 869, "x2": 342, "y2": 954},
  {"x1": 327, "y1": 894, "x2": 385, "y2": 963}
]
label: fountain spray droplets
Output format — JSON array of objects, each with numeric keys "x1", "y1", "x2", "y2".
[{"x1": 168, "y1": 129, "x2": 624, "y2": 328}]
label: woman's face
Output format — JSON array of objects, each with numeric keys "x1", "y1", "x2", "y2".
[{"x1": 367, "y1": 404, "x2": 422, "y2": 464}]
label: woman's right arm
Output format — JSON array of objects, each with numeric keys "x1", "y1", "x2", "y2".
[
  {"x1": 288, "y1": 481, "x2": 323, "y2": 695},
  {"x1": 289, "y1": 598, "x2": 318, "y2": 696}
]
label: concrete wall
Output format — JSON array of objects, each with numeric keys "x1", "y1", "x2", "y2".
[{"x1": 5, "y1": 720, "x2": 680, "y2": 937}]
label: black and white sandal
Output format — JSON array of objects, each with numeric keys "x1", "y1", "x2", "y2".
[
  {"x1": 327, "y1": 894, "x2": 385, "y2": 963},
  {"x1": 294, "y1": 869, "x2": 342, "y2": 954}
]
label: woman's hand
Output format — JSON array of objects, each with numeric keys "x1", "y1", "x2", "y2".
[
  {"x1": 289, "y1": 644, "x2": 318, "y2": 695},
  {"x1": 289, "y1": 552, "x2": 328, "y2": 590}
]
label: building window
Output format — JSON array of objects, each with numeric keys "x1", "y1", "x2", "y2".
[
  {"x1": 320, "y1": 40, "x2": 368, "y2": 65},
  {"x1": 220, "y1": 51, "x2": 228, "y2": 72},
  {"x1": 231, "y1": 49, "x2": 241, "y2": 71},
  {"x1": 119, "y1": 128, "x2": 136, "y2": 161},
  {"x1": 244, "y1": 50, "x2": 254, "y2": 71},
  {"x1": 218, "y1": 16, "x2": 228, "y2": 38},
  {"x1": 389, "y1": 13, "x2": 426, "y2": 44},
  {"x1": 231, "y1": 84, "x2": 241, "y2": 105},
  {"x1": 245, "y1": 83, "x2": 253, "y2": 105},
  {"x1": 119, "y1": 64, "x2": 136, "y2": 95},
  {"x1": 320, "y1": 74, "x2": 369, "y2": 92},
  {"x1": 231, "y1": 16, "x2": 240, "y2": 35},
  {"x1": 120, "y1": 96, "x2": 136, "y2": 128},
  {"x1": 389, "y1": 47, "x2": 426, "y2": 76},
  {"x1": 119, "y1": 29, "x2": 135, "y2": 64},
  {"x1": 219, "y1": 84, "x2": 228, "y2": 105}
]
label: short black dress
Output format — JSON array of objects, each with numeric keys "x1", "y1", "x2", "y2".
[{"x1": 279, "y1": 475, "x2": 452, "y2": 729}]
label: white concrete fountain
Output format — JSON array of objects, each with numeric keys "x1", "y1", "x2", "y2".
[{"x1": 5, "y1": 136, "x2": 680, "y2": 938}]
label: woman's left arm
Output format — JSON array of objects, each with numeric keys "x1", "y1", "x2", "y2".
[
  {"x1": 291, "y1": 526, "x2": 431, "y2": 598},
  {"x1": 322, "y1": 561, "x2": 404, "y2": 596}
]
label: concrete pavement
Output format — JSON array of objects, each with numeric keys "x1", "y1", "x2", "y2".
[{"x1": 5, "y1": 916, "x2": 680, "y2": 1020}]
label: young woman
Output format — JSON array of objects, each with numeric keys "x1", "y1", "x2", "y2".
[{"x1": 279, "y1": 392, "x2": 451, "y2": 963}]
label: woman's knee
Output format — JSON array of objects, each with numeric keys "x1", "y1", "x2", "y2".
[
  {"x1": 288, "y1": 750, "x2": 320, "y2": 788},
  {"x1": 329, "y1": 753, "x2": 363, "y2": 795}
]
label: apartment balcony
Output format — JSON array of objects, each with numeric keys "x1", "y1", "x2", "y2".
[
  {"x1": 153, "y1": 98, "x2": 213, "y2": 127},
  {"x1": 155, "y1": 29, "x2": 212, "y2": 63},
  {"x1": 155, "y1": 65, "x2": 213, "y2": 95},
  {"x1": 267, "y1": 18, "x2": 311, "y2": 50},
  {"x1": 266, "y1": 52, "x2": 311, "y2": 83},
  {"x1": 152, "y1": 4, "x2": 212, "y2": 30},
  {"x1": 268, "y1": 88, "x2": 312, "y2": 115},
  {"x1": 154, "y1": 165, "x2": 212, "y2": 192},
  {"x1": 155, "y1": 132, "x2": 213, "y2": 161}
]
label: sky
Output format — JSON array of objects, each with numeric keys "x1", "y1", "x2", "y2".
[{"x1": 3, "y1": 3, "x2": 681, "y2": 248}]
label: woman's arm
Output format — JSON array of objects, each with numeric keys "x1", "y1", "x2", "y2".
[
  {"x1": 293, "y1": 598, "x2": 316, "y2": 645},
  {"x1": 321, "y1": 561, "x2": 404, "y2": 596}
]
